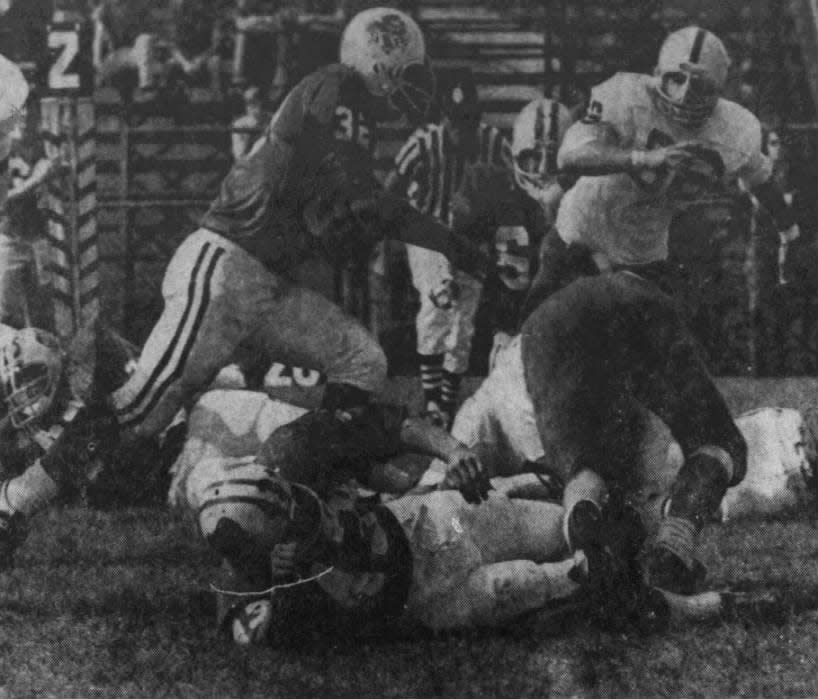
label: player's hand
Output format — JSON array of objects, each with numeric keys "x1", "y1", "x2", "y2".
[
  {"x1": 442, "y1": 446, "x2": 491, "y2": 504},
  {"x1": 429, "y1": 278, "x2": 459, "y2": 310},
  {"x1": 270, "y1": 541, "x2": 298, "y2": 580},
  {"x1": 631, "y1": 141, "x2": 706, "y2": 171}
]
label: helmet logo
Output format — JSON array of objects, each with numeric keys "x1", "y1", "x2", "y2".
[{"x1": 366, "y1": 14, "x2": 410, "y2": 55}]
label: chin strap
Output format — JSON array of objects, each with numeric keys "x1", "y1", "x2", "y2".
[{"x1": 209, "y1": 565, "x2": 335, "y2": 598}]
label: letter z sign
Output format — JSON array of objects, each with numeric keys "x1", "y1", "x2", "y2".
[{"x1": 47, "y1": 21, "x2": 91, "y2": 94}]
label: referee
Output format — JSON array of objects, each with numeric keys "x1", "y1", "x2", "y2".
[{"x1": 385, "y1": 67, "x2": 510, "y2": 427}]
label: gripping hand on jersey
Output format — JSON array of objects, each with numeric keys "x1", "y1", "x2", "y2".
[
  {"x1": 441, "y1": 446, "x2": 491, "y2": 504},
  {"x1": 630, "y1": 141, "x2": 715, "y2": 171}
]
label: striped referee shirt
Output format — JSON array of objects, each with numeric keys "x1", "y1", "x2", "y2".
[{"x1": 393, "y1": 122, "x2": 510, "y2": 229}]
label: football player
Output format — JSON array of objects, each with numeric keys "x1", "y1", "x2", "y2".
[
  {"x1": 170, "y1": 389, "x2": 650, "y2": 644},
  {"x1": 0, "y1": 55, "x2": 29, "y2": 322},
  {"x1": 452, "y1": 96, "x2": 575, "y2": 356},
  {"x1": 416, "y1": 269, "x2": 749, "y2": 596},
  {"x1": 0, "y1": 320, "x2": 164, "y2": 567},
  {"x1": 32, "y1": 8, "x2": 491, "y2": 510},
  {"x1": 519, "y1": 26, "x2": 800, "y2": 319},
  {"x1": 384, "y1": 68, "x2": 510, "y2": 426}
]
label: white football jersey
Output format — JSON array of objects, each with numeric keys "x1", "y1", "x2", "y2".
[
  {"x1": 168, "y1": 389, "x2": 307, "y2": 509},
  {"x1": 556, "y1": 72, "x2": 771, "y2": 265}
]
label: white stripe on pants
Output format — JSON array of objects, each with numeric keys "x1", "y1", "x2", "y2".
[{"x1": 113, "y1": 229, "x2": 386, "y2": 439}]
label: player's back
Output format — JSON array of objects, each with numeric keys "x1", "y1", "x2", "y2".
[{"x1": 201, "y1": 64, "x2": 374, "y2": 271}]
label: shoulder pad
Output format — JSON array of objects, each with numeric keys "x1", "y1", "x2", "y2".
[
  {"x1": 584, "y1": 73, "x2": 651, "y2": 125},
  {"x1": 710, "y1": 99, "x2": 763, "y2": 151}
]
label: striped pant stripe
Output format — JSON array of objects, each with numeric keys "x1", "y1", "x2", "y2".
[{"x1": 117, "y1": 242, "x2": 225, "y2": 426}]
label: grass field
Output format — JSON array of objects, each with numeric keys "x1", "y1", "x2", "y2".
[{"x1": 2, "y1": 377, "x2": 818, "y2": 699}]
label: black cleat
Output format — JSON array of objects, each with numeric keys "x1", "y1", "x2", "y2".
[
  {"x1": 569, "y1": 500, "x2": 666, "y2": 633},
  {"x1": 565, "y1": 499, "x2": 604, "y2": 553},
  {"x1": 0, "y1": 509, "x2": 28, "y2": 571}
]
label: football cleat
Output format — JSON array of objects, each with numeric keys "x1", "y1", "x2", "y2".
[
  {"x1": 40, "y1": 401, "x2": 121, "y2": 491},
  {"x1": 568, "y1": 499, "x2": 664, "y2": 633},
  {"x1": 0, "y1": 509, "x2": 28, "y2": 571},
  {"x1": 565, "y1": 499, "x2": 603, "y2": 554}
]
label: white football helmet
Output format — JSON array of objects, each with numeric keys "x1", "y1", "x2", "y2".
[
  {"x1": 0, "y1": 327, "x2": 64, "y2": 431},
  {"x1": 197, "y1": 456, "x2": 314, "y2": 557},
  {"x1": 653, "y1": 26, "x2": 729, "y2": 128},
  {"x1": 511, "y1": 98, "x2": 574, "y2": 201},
  {"x1": 339, "y1": 7, "x2": 435, "y2": 122},
  {"x1": 0, "y1": 52, "x2": 28, "y2": 158}
]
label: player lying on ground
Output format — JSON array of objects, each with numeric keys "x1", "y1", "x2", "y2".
[
  {"x1": 169, "y1": 389, "x2": 655, "y2": 645},
  {"x1": 0, "y1": 319, "x2": 168, "y2": 564},
  {"x1": 423, "y1": 380, "x2": 817, "y2": 530},
  {"x1": 414, "y1": 269, "x2": 748, "y2": 595}
]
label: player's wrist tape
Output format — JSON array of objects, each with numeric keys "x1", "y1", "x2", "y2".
[{"x1": 629, "y1": 150, "x2": 650, "y2": 169}]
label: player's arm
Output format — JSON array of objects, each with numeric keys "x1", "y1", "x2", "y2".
[
  {"x1": 351, "y1": 192, "x2": 490, "y2": 279},
  {"x1": 557, "y1": 88, "x2": 702, "y2": 177},
  {"x1": 398, "y1": 415, "x2": 491, "y2": 503}
]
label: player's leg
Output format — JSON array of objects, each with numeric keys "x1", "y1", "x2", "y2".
[
  {"x1": 247, "y1": 282, "x2": 387, "y2": 411},
  {"x1": 112, "y1": 231, "x2": 250, "y2": 439},
  {"x1": 521, "y1": 275, "x2": 659, "y2": 550},
  {"x1": 407, "y1": 244, "x2": 454, "y2": 417},
  {"x1": 440, "y1": 272, "x2": 482, "y2": 426},
  {"x1": 34, "y1": 231, "x2": 268, "y2": 502},
  {"x1": 413, "y1": 557, "x2": 584, "y2": 629},
  {"x1": 611, "y1": 277, "x2": 746, "y2": 593},
  {"x1": 393, "y1": 490, "x2": 574, "y2": 629}
]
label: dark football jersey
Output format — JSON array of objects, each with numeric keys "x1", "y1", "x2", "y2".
[
  {"x1": 200, "y1": 64, "x2": 376, "y2": 272},
  {"x1": 257, "y1": 404, "x2": 413, "y2": 623}
]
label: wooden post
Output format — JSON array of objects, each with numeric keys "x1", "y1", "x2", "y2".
[{"x1": 41, "y1": 11, "x2": 97, "y2": 342}]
